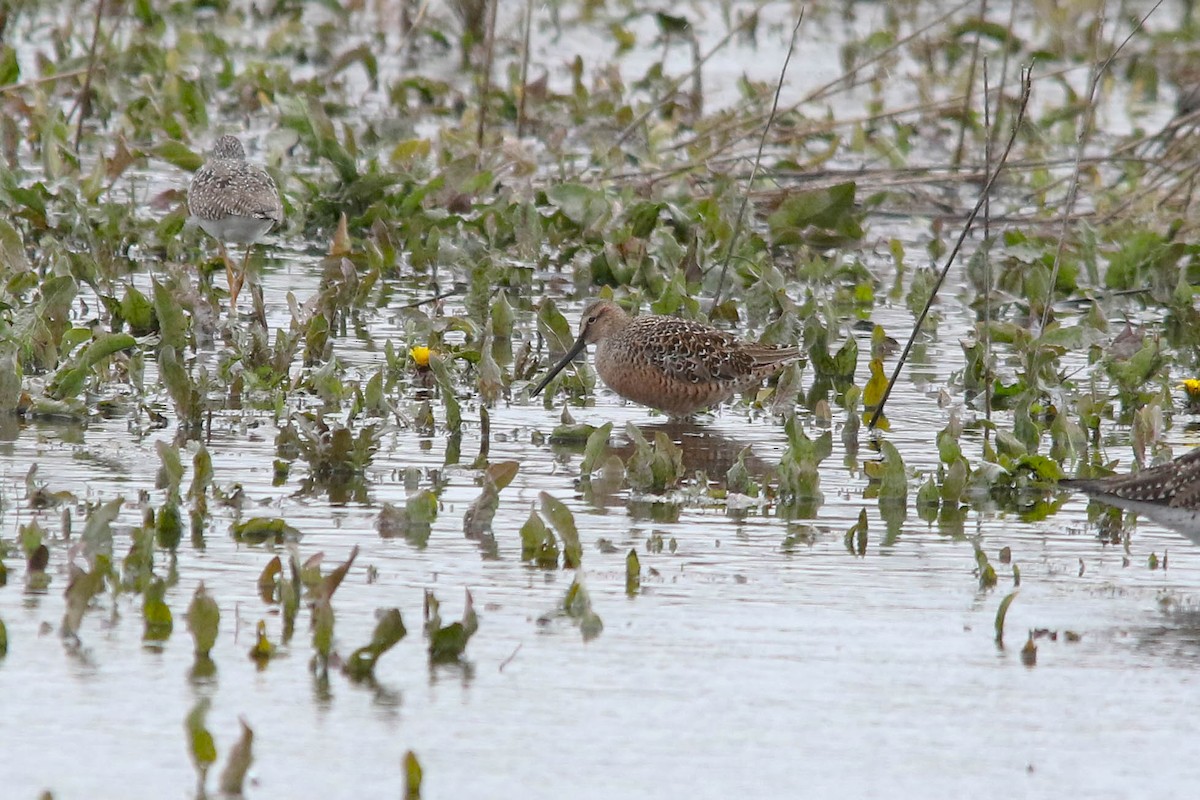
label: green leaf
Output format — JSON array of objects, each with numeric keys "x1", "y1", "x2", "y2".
[
  {"x1": 232, "y1": 517, "x2": 302, "y2": 544},
  {"x1": 159, "y1": 346, "x2": 198, "y2": 424},
  {"x1": 153, "y1": 278, "x2": 187, "y2": 353},
  {"x1": 316, "y1": 545, "x2": 358, "y2": 602},
  {"x1": 539, "y1": 492, "x2": 581, "y2": 568},
  {"x1": 156, "y1": 440, "x2": 184, "y2": 494},
  {"x1": 625, "y1": 549, "x2": 641, "y2": 596},
  {"x1": 519, "y1": 509, "x2": 558, "y2": 567},
  {"x1": 185, "y1": 699, "x2": 217, "y2": 778},
  {"x1": 0, "y1": 44, "x2": 18, "y2": 85},
  {"x1": 403, "y1": 750, "x2": 423, "y2": 800},
  {"x1": 187, "y1": 583, "x2": 220, "y2": 657},
  {"x1": 155, "y1": 140, "x2": 204, "y2": 172},
  {"x1": 48, "y1": 332, "x2": 137, "y2": 399},
  {"x1": 120, "y1": 284, "x2": 156, "y2": 335},
  {"x1": 143, "y1": 577, "x2": 174, "y2": 641},
  {"x1": 0, "y1": 217, "x2": 29, "y2": 274},
  {"x1": 0, "y1": 342, "x2": 21, "y2": 414},
  {"x1": 995, "y1": 591, "x2": 1018, "y2": 644},
  {"x1": 767, "y1": 182, "x2": 863, "y2": 247},
  {"x1": 876, "y1": 440, "x2": 908, "y2": 502},
  {"x1": 156, "y1": 498, "x2": 183, "y2": 551},
  {"x1": 312, "y1": 598, "x2": 334, "y2": 659},
  {"x1": 189, "y1": 444, "x2": 213, "y2": 503},
  {"x1": 346, "y1": 608, "x2": 407, "y2": 680},
  {"x1": 580, "y1": 423, "x2": 614, "y2": 478},
  {"x1": 563, "y1": 575, "x2": 603, "y2": 641},
  {"x1": 546, "y1": 183, "x2": 610, "y2": 230}
]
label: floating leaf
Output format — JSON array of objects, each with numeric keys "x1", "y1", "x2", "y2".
[
  {"x1": 257, "y1": 557, "x2": 282, "y2": 603},
  {"x1": 185, "y1": 698, "x2": 217, "y2": 788},
  {"x1": 232, "y1": 517, "x2": 302, "y2": 545},
  {"x1": 62, "y1": 556, "x2": 111, "y2": 639},
  {"x1": 563, "y1": 574, "x2": 603, "y2": 642},
  {"x1": 315, "y1": 545, "x2": 358, "y2": 603},
  {"x1": 187, "y1": 583, "x2": 220, "y2": 657},
  {"x1": 143, "y1": 577, "x2": 174, "y2": 641},
  {"x1": 425, "y1": 589, "x2": 478, "y2": 664},
  {"x1": 875, "y1": 440, "x2": 908, "y2": 503},
  {"x1": 539, "y1": 492, "x2": 581, "y2": 568},
  {"x1": 1020, "y1": 633, "x2": 1037, "y2": 666},
  {"x1": 995, "y1": 591, "x2": 1018, "y2": 644},
  {"x1": 519, "y1": 509, "x2": 558, "y2": 567},
  {"x1": 346, "y1": 608, "x2": 407, "y2": 680},
  {"x1": 403, "y1": 750, "x2": 423, "y2": 800},
  {"x1": 843, "y1": 508, "x2": 868, "y2": 556},
  {"x1": 249, "y1": 620, "x2": 275, "y2": 664},
  {"x1": 625, "y1": 549, "x2": 641, "y2": 596}
]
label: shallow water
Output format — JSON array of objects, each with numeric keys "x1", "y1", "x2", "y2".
[
  {"x1": 6, "y1": 251, "x2": 1200, "y2": 799},
  {"x1": 4, "y1": 2, "x2": 1200, "y2": 799}
]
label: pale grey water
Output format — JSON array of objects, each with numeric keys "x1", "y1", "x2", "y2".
[
  {"x1": 4, "y1": 1, "x2": 1200, "y2": 798},
  {"x1": 5, "y1": 252, "x2": 1200, "y2": 799}
]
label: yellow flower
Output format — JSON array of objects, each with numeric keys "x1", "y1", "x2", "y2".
[
  {"x1": 1182, "y1": 378, "x2": 1200, "y2": 398},
  {"x1": 410, "y1": 346, "x2": 432, "y2": 368}
]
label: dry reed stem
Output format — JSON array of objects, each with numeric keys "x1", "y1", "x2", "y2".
[{"x1": 868, "y1": 67, "x2": 1033, "y2": 430}]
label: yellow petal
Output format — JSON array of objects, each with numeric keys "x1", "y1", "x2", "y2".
[{"x1": 410, "y1": 346, "x2": 432, "y2": 368}]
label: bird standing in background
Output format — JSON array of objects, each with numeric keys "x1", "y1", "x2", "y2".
[{"x1": 187, "y1": 135, "x2": 284, "y2": 313}]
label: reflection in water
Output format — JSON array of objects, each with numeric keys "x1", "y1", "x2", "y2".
[
  {"x1": 1133, "y1": 609, "x2": 1200, "y2": 667},
  {"x1": 572, "y1": 420, "x2": 781, "y2": 480},
  {"x1": 1076, "y1": 496, "x2": 1200, "y2": 547}
]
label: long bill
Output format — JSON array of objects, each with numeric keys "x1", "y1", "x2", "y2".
[{"x1": 530, "y1": 335, "x2": 589, "y2": 397}]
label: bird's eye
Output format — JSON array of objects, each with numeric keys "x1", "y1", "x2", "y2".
[{"x1": 588, "y1": 315, "x2": 598, "y2": 324}]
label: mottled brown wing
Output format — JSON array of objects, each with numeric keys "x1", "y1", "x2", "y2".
[
  {"x1": 189, "y1": 162, "x2": 283, "y2": 223},
  {"x1": 631, "y1": 317, "x2": 755, "y2": 385},
  {"x1": 1065, "y1": 447, "x2": 1200, "y2": 507},
  {"x1": 1167, "y1": 449, "x2": 1200, "y2": 508}
]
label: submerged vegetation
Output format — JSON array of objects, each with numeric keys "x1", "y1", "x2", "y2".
[{"x1": 2, "y1": 0, "x2": 1200, "y2": 795}]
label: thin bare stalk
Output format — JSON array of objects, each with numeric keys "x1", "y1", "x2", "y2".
[
  {"x1": 612, "y1": 0, "x2": 772, "y2": 149},
  {"x1": 517, "y1": 0, "x2": 534, "y2": 139},
  {"x1": 952, "y1": 0, "x2": 989, "y2": 169},
  {"x1": 982, "y1": 58, "x2": 994, "y2": 436},
  {"x1": 711, "y1": 12, "x2": 804, "y2": 308},
  {"x1": 401, "y1": 287, "x2": 462, "y2": 309},
  {"x1": 398, "y1": 0, "x2": 433, "y2": 69},
  {"x1": 475, "y1": 0, "x2": 499, "y2": 158},
  {"x1": 868, "y1": 68, "x2": 1033, "y2": 430},
  {"x1": 72, "y1": 0, "x2": 106, "y2": 152},
  {"x1": 992, "y1": 0, "x2": 1020, "y2": 135},
  {"x1": 0, "y1": 67, "x2": 91, "y2": 95},
  {"x1": 799, "y1": 0, "x2": 974, "y2": 107},
  {"x1": 1039, "y1": 0, "x2": 1165, "y2": 334}
]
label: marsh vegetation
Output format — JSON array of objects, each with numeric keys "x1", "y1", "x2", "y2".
[{"x1": 2, "y1": 0, "x2": 1200, "y2": 796}]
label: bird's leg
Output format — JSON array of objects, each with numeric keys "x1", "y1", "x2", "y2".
[
  {"x1": 229, "y1": 245, "x2": 252, "y2": 311},
  {"x1": 216, "y1": 241, "x2": 238, "y2": 313}
]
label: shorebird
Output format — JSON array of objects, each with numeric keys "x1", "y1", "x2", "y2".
[
  {"x1": 530, "y1": 299, "x2": 801, "y2": 418},
  {"x1": 187, "y1": 135, "x2": 284, "y2": 311},
  {"x1": 1062, "y1": 448, "x2": 1200, "y2": 532}
]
